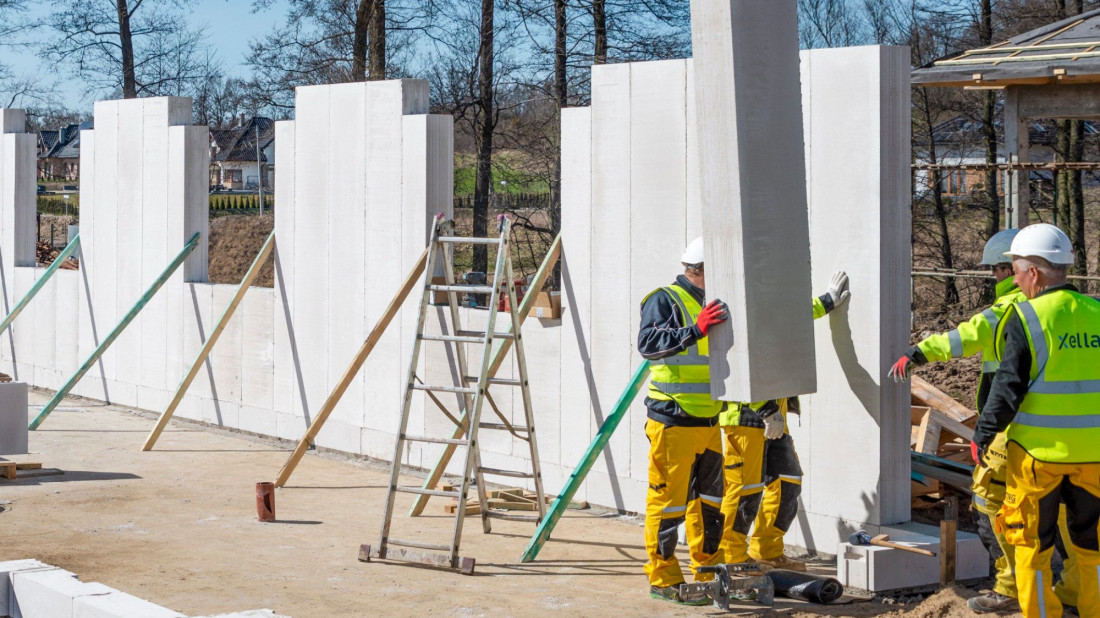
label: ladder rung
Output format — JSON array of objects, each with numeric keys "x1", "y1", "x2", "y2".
[
  {"x1": 457, "y1": 330, "x2": 514, "y2": 340},
  {"x1": 483, "y1": 511, "x2": 541, "y2": 523},
  {"x1": 411, "y1": 384, "x2": 477, "y2": 395},
  {"x1": 394, "y1": 485, "x2": 462, "y2": 498},
  {"x1": 479, "y1": 467, "x2": 534, "y2": 479},
  {"x1": 437, "y1": 237, "x2": 501, "y2": 245},
  {"x1": 479, "y1": 423, "x2": 529, "y2": 432},
  {"x1": 386, "y1": 538, "x2": 455, "y2": 552},
  {"x1": 429, "y1": 285, "x2": 495, "y2": 294},
  {"x1": 420, "y1": 334, "x2": 486, "y2": 344},
  {"x1": 464, "y1": 376, "x2": 522, "y2": 387},
  {"x1": 401, "y1": 434, "x2": 472, "y2": 446}
]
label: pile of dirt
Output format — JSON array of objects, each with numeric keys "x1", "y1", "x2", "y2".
[
  {"x1": 207, "y1": 214, "x2": 274, "y2": 287},
  {"x1": 889, "y1": 586, "x2": 989, "y2": 617}
]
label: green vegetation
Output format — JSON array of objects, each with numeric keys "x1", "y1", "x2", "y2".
[
  {"x1": 453, "y1": 155, "x2": 550, "y2": 196},
  {"x1": 210, "y1": 194, "x2": 273, "y2": 212}
]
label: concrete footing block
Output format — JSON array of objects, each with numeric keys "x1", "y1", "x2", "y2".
[
  {"x1": 0, "y1": 560, "x2": 56, "y2": 617},
  {"x1": 73, "y1": 591, "x2": 183, "y2": 618},
  {"x1": 10, "y1": 568, "x2": 113, "y2": 618},
  {"x1": 835, "y1": 522, "x2": 989, "y2": 591},
  {"x1": 0, "y1": 382, "x2": 28, "y2": 455}
]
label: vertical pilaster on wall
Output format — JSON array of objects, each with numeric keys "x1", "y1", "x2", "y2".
[
  {"x1": 689, "y1": 0, "x2": 816, "y2": 402},
  {"x1": 0, "y1": 109, "x2": 35, "y2": 376},
  {"x1": 558, "y1": 106, "x2": 593, "y2": 501},
  {"x1": 794, "y1": 46, "x2": 912, "y2": 533},
  {"x1": 272, "y1": 120, "x2": 298, "y2": 438}
]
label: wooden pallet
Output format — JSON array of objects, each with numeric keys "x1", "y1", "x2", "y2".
[{"x1": 910, "y1": 378, "x2": 979, "y2": 498}]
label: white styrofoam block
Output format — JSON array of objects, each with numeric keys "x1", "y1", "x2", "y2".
[
  {"x1": 168, "y1": 125, "x2": 209, "y2": 284},
  {"x1": 203, "y1": 398, "x2": 239, "y2": 430},
  {"x1": 182, "y1": 284, "x2": 214, "y2": 400},
  {"x1": 90, "y1": 101, "x2": 119, "y2": 379},
  {"x1": 31, "y1": 269, "x2": 57, "y2": 373},
  {"x1": 207, "y1": 285, "x2": 243, "y2": 404},
  {"x1": 73, "y1": 591, "x2": 183, "y2": 618},
  {"x1": 0, "y1": 559, "x2": 55, "y2": 616},
  {"x1": 139, "y1": 99, "x2": 174, "y2": 392},
  {"x1": 836, "y1": 523, "x2": 988, "y2": 591},
  {"x1": 11, "y1": 568, "x2": 113, "y2": 618},
  {"x1": 112, "y1": 98, "x2": 145, "y2": 388},
  {"x1": 10, "y1": 134, "x2": 34, "y2": 269},
  {"x1": 272, "y1": 120, "x2": 296, "y2": 419},
  {"x1": 0, "y1": 381, "x2": 28, "y2": 454},
  {"x1": 53, "y1": 271, "x2": 80, "y2": 377},
  {"x1": 588, "y1": 63, "x2": 633, "y2": 487},
  {"x1": 690, "y1": 0, "x2": 816, "y2": 402}
]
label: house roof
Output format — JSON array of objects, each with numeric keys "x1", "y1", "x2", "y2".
[
  {"x1": 912, "y1": 9, "x2": 1100, "y2": 88},
  {"x1": 38, "y1": 121, "x2": 90, "y2": 160},
  {"x1": 210, "y1": 117, "x2": 275, "y2": 164}
]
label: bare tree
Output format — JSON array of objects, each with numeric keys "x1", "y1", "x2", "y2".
[
  {"x1": 246, "y1": 0, "x2": 433, "y2": 113},
  {"x1": 799, "y1": 0, "x2": 869, "y2": 48},
  {"x1": 0, "y1": 0, "x2": 56, "y2": 108},
  {"x1": 40, "y1": 0, "x2": 219, "y2": 100}
]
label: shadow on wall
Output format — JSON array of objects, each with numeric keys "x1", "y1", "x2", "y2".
[
  {"x1": 827, "y1": 294, "x2": 878, "y2": 423},
  {"x1": 274, "y1": 248, "x2": 310, "y2": 427},
  {"x1": 562, "y1": 253, "x2": 626, "y2": 510}
]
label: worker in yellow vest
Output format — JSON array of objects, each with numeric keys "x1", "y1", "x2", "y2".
[
  {"x1": 888, "y1": 229, "x2": 1079, "y2": 614},
  {"x1": 974, "y1": 223, "x2": 1100, "y2": 618},
  {"x1": 637, "y1": 237, "x2": 729, "y2": 605},
  {"x1": 718, "y1": 271, "x2": 850, "y2": 572}
]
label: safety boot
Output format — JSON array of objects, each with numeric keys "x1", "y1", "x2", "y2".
[
  {"x1": 649, "y1": 585, "x2": 708, "y2": 606},
  {"x1": 966, "y1": 591, "x2": 1019, "y2": 613},
  {"x1": 754, "y1": 554, "x2": 807, "y2": 572}
]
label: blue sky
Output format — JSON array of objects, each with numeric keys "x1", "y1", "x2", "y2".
[{"x1": 5, "y1": 0, "x2": 291, "y2": 112}]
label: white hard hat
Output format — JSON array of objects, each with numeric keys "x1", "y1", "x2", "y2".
[
  {"x1": 681, "y1": 237, "x2": 704, "y2": 265},
  {"x1": 980, "y1": 229, "x2": 1020, "y2": 266},
  {"x1": 1004, "y1": 223, "x2": 1074, "y2": 265}
]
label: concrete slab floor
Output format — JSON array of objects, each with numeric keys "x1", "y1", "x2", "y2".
[{"x1": 3, "y1": 389, "x2": 954, "y2": 617}]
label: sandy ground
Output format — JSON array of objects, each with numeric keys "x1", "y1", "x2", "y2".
[{"x1": 1, "y1": 390, "x2": 1007, "y2": 617}]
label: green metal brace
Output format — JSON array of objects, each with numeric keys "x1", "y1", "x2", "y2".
[
  {"x1": 0, "y1": 234, "x2": 81, "y2": 336},
  {"x1": 29, "y1": 232, "x2": 201, "y2": 430},
  {"x1": 520, "y1": 359, "x2": 651, "y2": 562}
]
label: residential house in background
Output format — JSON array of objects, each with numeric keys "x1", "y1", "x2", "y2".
[
  {"x1": 210, "y1": 116, "x2": 275, "y2": 191},
  {"x1": 37, "y1": 122, "x2": 90, "y2": 181},
  {"x1": 915, "y1": 112, "x2": 1099, "y2": 200}
]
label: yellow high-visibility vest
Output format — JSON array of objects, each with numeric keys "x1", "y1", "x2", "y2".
[
  {"x1": 644, "y1": 285, "x2": 724, "y2": 418},
  {"x1": 1005, "y1": 289, "x2": 1100, "y2": 463}
]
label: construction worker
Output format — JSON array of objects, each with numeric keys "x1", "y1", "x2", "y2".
[
  {"x1": 638, "y1": 237, "x2": 728, "y2": 605},
  {"x1": 887, "y1": 229, "x2": 1079, "y2": 614},
  {"x1": 973, "y1": 223, "x2": 1100, "y2": 618},
  {"x1": 718, "y1": 271, "x2": 851, "y2": 572}
]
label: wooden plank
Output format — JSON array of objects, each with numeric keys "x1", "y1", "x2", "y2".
[
  {"x1": 408, "y1": 234, "x2": 562, "y2": 516},
  {"x1": 0, "y1": 462, "x2": 15, "y2": 479},
  {"x1": 273, "y1": 248, "x2": 428, "y2": 487},
  {"x1": 15, "y1": 462, "x2": 41, "y2": 470},
  {"x1": 940, "y1": 497, "x2": 958, "y2": 585},
  {"x1": 915, "y1": 411, "x2": 942, "y2": 455},
  {"x1": 911, "y1": 376, "x2": 976, "y2": 423},
  {"x1": 911, "y1": 405, "x2": 932, "y2": 426},
  {"x1": 143, "y1": 231, "x2": 276, "y2": 451},
  {"x1": 928, "y1": 407, "x2": 975, "y2": 443}
]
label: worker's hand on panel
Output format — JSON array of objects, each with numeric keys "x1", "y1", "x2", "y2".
[
  {"x1": 695, "y1": 299, "x2": 729, "y2": 337},
  {"x1": 887, "y1": 355, "x2": 911, "y2": 383},
  {"x1": 762, "y1": 410, "x2": 785, "y2": 440},
  {"x1": 825, "y1": 270, "x2": 851, "y2": 309}
]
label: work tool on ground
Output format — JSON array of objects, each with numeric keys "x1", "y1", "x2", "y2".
[
  {"x1": 0, "y1": 234, "x2": 79, "y2": 338},
  {"x1": 362, "y1": 215, "x2": 545, "y2": 574},
  {"x1": 29, "y1": 232, "x2": 201, "y2": 430},
  {"x1": 144, "y1": 230, "x2": 276, "y2": 451},
  {"x1": 848, "y1": 530, "x2": 937, "y2": 557},
  {"x1": 678, "y1": 563, "x2": 774, "y2": 610}
]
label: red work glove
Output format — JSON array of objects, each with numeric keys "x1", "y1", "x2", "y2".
[
  {"x1": 695, "y1": 300, "x2": 729, "y2": 337},
  {"x1": 970, "y1": 441, "x2": 980, "y2": 464},
  {"x1": 887, "y1": 356, "x2": 911, "y2": 383}
]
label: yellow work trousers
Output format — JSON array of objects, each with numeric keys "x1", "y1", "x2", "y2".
[
  {"x1": 973, "y1": 433, "x2": 1080, "y2": 604},
  {"x1": 1000, "y1": 442, "x2": 1100, "y2": 618},
  {"x1": 643, "y1": 420, "x2": 724, "y2": 588},
  {"x1": 718, "y1": 425, "x2": 803, "y2": 563}
]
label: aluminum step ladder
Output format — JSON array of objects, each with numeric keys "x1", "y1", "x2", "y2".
[{"x1": 362, "y1": 215, "x2": 546, "y2": 574}]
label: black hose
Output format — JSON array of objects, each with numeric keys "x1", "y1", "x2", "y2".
[{"x1": 766, "y1": 569, "x2": 844, "y2": 604}]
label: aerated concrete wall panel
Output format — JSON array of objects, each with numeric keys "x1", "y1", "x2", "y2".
[
  {"x1": 689, "y1": 0, "x2": 816, "y2": 402},
  {"x1": 1, "y1": 55, "x2": 909, "y2": 557}
]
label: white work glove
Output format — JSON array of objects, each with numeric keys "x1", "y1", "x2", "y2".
[
  {"x1": 824, "y1": 270, "x2": 851, "y2": 311},
  {"x1": 762, "y1": 411, "x2": 785, "y2": 440}
]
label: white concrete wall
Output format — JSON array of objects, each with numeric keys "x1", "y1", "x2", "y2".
[{"x1": 0, "y1": 52, "x2": 911, "y2": 556}]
